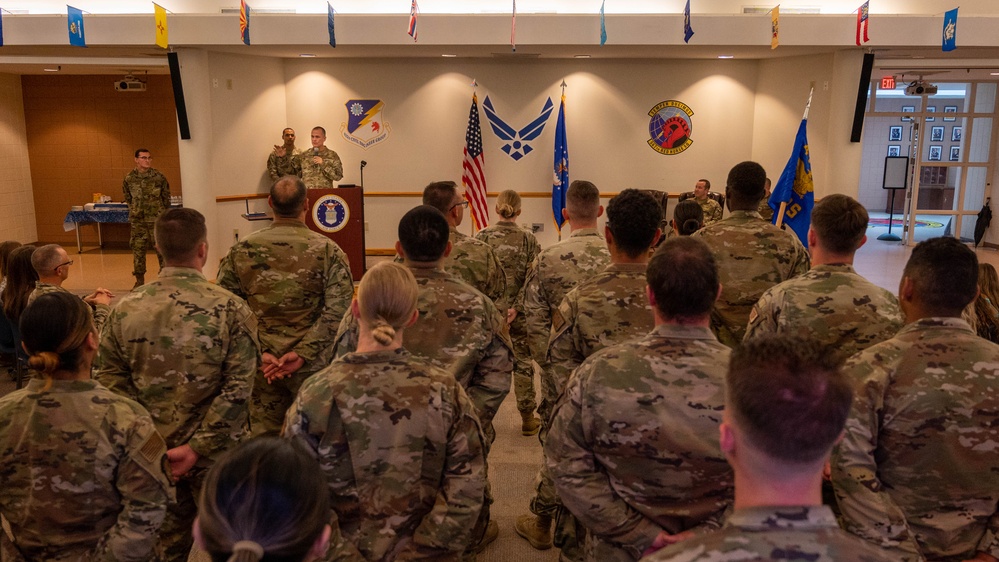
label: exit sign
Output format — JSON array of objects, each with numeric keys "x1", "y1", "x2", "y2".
[{"x1": 880, "y1": 76, "x2": 896, "y2": 89}]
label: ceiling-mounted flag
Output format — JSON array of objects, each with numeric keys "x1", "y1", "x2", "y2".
[
  {"x1": 599, "y1": 0, "x2": 607, "y2": 46},
  {"x1": 154, "y1": 3, "x2": 168, "y2": 49},
  {"x1": 683, "y1": 0, "x2": 694, "y2": 43},
  {"x1": 239, "y1": 0, "x2": 251, "y2": 45},
  {"x1": 67, "y1": 5, "x2": 86, "y2": 47},
  {"x1": 407, "y1": 0, "x2": 418, "y2": 42},
  {"x1": 855, "y1": 1, "x2": 869, "y2": 46},
  {"x1": 0, "y1": 9, "x2": 5, "y2": 47},
  {"x1": 328, "y1": 2, "x2": 336, "y2": 47},
  {"x1": 942, "y1": 7, "x2": 957, "y2": 52},
  {"x1": 770, "y1": 5, "x2": 779, "y2": 49},
  {"x1": 511, "y1": 0, "x2": 517, "y2": 52}
]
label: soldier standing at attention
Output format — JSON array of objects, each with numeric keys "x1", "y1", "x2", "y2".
[
  {"x1": 546, "y1": 237, "x2": 733, "y2": 562},
  {"x1": 832, "y1": 236, "x2": 999, "y2": 562},
  {"x1": 422, "y1": 180, "x2": 507, "y2": 304},
  {"x1": 692, "y1": 179, "x2": 723, "y2": 224},
  {"x1": 267, "y1": 127, "x2": 301, "y2": 181},
  {"x1": 285, "y1": 262, "x2": 487, "y2": 561},
  {"x1": 96, "y1": 208, "x2": 259, "y2": 562},
  {"x1": 217, "y1": 176, "x2": 354, "y2": 437},
  {"x1": 646, "y1": 336, "x2": 896, "y2": 562},
  {"x1": 123, "y1": 148, "x2": 170, "y2": 289},
  {"x1": 299, "y1": 126, "x2": 343, "y2": 189},
  {"x1": 744, "y1": 194, "x2": 902, "y2": 360},
  {"x1": 692, "y1": 161, "x2": 809, "y2": 347},
  {"x1": 518, "y1": 179, "x2": 609, "y2": 552},
  {"x1": 474, "y1": 189, "x2": 542, "y2": 436},
  {"x1": 0, "y1": 292, "x2": 172, "y2": 561}
]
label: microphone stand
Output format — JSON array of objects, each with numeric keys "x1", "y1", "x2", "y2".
[{"x1": 360, "y1": 160, "x2": 367, "y2": 189}]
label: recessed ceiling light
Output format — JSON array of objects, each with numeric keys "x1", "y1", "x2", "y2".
[
  {"x1": 299, "y1": 53, "x2": 316, "y2": 58},
  {"x1": 44, "y1": 65, "x2": 61, "y2": 72},
  {"x1": 718, "y1": 55, "x2": 734, "y2": 59},
  {"x1": 574, "y1": 54, "x2": 591, "y2": 59},
  {"x1": 992, "y1": 72, "x2": 999, "y2": 76},
  {"x1": 442, "y1": 54, "x2": 457, "y2": 58}
]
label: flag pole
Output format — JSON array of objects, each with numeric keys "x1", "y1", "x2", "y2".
[{"x1": 773, "y1": 86, "x2": 814, "y2": 230}]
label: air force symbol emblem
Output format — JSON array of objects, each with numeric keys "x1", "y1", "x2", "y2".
[
  {"x1": 312, "y1": 194, "x2": 349, "y2": 233},
  {"x1": 482, "y1": 96, "x2": 554, "y2": 161}
]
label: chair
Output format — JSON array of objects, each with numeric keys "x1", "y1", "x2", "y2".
[{"x1": 678, "y1": 190, "x2": 726, "y2": 210}]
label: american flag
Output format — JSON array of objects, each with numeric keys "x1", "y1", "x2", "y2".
[
  {"x1": 408, "y1": 0, "x2": 418, "y2": 42},
  {"x1": 462, "y1": 94, "x2": 489, "y2": 231}
]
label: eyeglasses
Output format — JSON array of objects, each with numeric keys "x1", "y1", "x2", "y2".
[
  {"x1": 450, "y1": 200, "x2": 469, "y2": 211},
  {"x1": 137, "y1": 156, "x2": 153, "y2": 160},
  {"x1": 54, "y1": 260, "x2": 74, "y2": 271}
]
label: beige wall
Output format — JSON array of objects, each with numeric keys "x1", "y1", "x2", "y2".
[{"x1": 0, "y1": 73, "x2": 37, "y2": 244}]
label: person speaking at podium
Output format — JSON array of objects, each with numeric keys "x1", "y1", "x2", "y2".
[{"x1": 300, "y1": 126, "x2": 343, "y2": 189}]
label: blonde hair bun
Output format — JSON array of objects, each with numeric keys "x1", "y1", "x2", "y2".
[{"x1": 27, "y1": 351, "x2": 60, "y2": 374}]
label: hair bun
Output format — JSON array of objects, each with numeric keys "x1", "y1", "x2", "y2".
[
  {"x1": 371, "y1": 322, "x2": 397, "y2": 346},
  {"x1": 27, "y1": 351, "x2": 60, "y2": 374}
]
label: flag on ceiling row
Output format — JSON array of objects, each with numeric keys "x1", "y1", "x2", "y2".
[
  {"x1": 511, "y1": 0, "x2": 516, "y2": 51},
  {"x1": 683, "y1": 0, "x2": 694, "y2": 43},
  {"x1": 856, "y1": 1, "x2": 869, "y2": 46},
  {"x1": 552, "y1": 93, "x2": 569, "y2": 235},
  {"x1": 770, "y1": 89, "x2": 814, "y2": 248},
  {"x1": 599, "y1": 0, "x2": 607, "y2": 46},
  {"x1": 942, "y1": 7, "x2": 957, "y2": 52},
  {"x1": 0, "y1": 9, "x2": 5, "y2": 47},
  {"x1": 770, "y1": 5, "x2": 779, "y2": 49},
  {"x1": 408, "y1": 0, "x2": 418, "y2": 42},
  {"x1": 328, "y1": 2, "x2": 336, "y2": 47},
  {"x1": 68, "y1": 5, "x2": 86, "y2": 47},
  {"x1": 462, "y1": 93, "x2": 490, "y2": 231},
  {"x1": 154, "y1": 3, "x2": 168, "y2": 49},
  {"x1": 239, "y1": 0, "x2": 251, "y2": 45}
]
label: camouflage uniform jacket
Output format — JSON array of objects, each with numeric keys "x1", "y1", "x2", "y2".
[
  {"x1": 545, "y1": 325, "x2": 733, "y2": 562},
  {"x1": 744, "y1": 264, "x2": 903, "y2": 360},
  {"x1": 692, "y1": 210, "x2": 810, "y2": 347},
  {"x1": 283, "y1": 348, "x2": 486, "y2": 561},
  {"x1": 217, "y1": 218, "x2": 353, "y2": 368},
  {"x1": 122, "y1": 167, "x2": 170, "y2": 224},
  {"x1": 298, "y1": 146, "x2": 343, "y2": 189},
  {"x1": 96, "y1": 267, "x2": 259, "y2": 461},
  {"x1": 831, "y1": 317, "x2": 999, "y2": 561},
  {"x1": 474, "y1": 220, "x2": 541, "y2": 312},
  {"x1": 0, "y1": 378, "x2": 173, "y2": 562},
  {"x1": 696, "y1": 197, "x2": 723, "y2": 225},
  {"x1": 447, "y1": 227, "x2": 507, "y2": 305},
  {"x1": 523, "y1": 228, "x2": 610, "y2": 365},
  {"x1": 645, "y1": 506, "x2": 901, "y2": 562},
  {"x1": 27, "y1": 281, "x2": 111, "y2": 333},
  {"x1": 547, "y1": 262, "x2": 653, "y2": 398},
  {"x1": 267, "y1": 146, "x2": 302, "y2": 181},
  {"x1": 757, "y1": 197, "x2": 775, "y2": 222},
  {"x1": 333, "y1": 265, "x2": 512, "y2": 442}
]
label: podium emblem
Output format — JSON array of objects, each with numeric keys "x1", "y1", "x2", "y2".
[{"x1": 312, "y1": 194, "x2": 349, "y2": 233}]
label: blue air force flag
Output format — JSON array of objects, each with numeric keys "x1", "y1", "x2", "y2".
[
  {"x1": 942, "y1": 8, "x2": 958, "y2": 52},
  {"x1": 67, "y1": 5, "x2": 86, "y2": 47},
  {"x1": 552, "y1": 95, "x2": 569, "y2": 233},
  {"x1": 770, "y1": 117, "x2": 814, "y2": 247}
]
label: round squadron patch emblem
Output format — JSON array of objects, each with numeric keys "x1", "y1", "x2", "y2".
[
  {"x1": 312, "y1": 194, "x2": 349, "y2": 233},
  {"x1": 647, "y1": 100, "x2": 694, "y2": 155}
]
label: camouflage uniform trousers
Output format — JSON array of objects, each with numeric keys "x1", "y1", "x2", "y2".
[
  {"x1": 510, "y1": 311, "x2": 537, "y2": 416},
  {"x1": 129, "y1": 221, "x2": 163, "y2": 277},
  {"x1": 250, "y1": 368, "x2": 313, "y2": 438},
  {"x1": 158, "y1": 464, "x2": 207, "y2": 562}
]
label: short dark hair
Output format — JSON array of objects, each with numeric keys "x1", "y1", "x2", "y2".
[
  {"x1": 422, "y1": 181, "x2": 460, "y2": 214},
  {"x1": 726, "y1": 161, "x2": 767, "y2": 210},
  {"x1": 398, "y1": 205, "x2": 450, "y2": 262},
  {"x1": 566, "y1": 180, "x2": 601, "y2": 221},
  {"x1": 134, "y1": 148, "x2": 150, "y2": 158},
  {"x1": 282, "y1": 127, "x2": 294, "y2": 134},
  {"x1": 606, "y1": 189, "x2": 662, "y2": 258},
  {"x1": 21, "y1": 292, "x2": 94, "y2": 376},
  {"x1": 155, "y1": 208, "x2": 207, "y2": 262},
  {"x1": 903, "y1": 237, "x2": 978, "y2": 315},
  {"x1": 673, "y1": 200, "x2": 704, "y2": 236},
  {"x1": 312, "y1": 126, "x2": 326, "y2": 136},
  {"x1": 728, "y1": 335, "x2": 852, "y2": 464},
  {"x1": 30, "y1": 244, "x2": 65, "y2": 274},
  {"x1": 270, "y1": 176, "x2": 308, "y2": 218},
  {"x1": 647, "y1": 237, "x2": 718, "y2": 320},
  {"x1": 698, "y1": 179, "x2": 711, "y2": 189},
  {"x1": 811, "y1": 194, "x2": 867, "y2": 254}
]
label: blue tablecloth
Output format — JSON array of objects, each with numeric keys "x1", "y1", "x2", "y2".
[{"x1": 63, "y1": 209, "x2": 130, "y2": 231}]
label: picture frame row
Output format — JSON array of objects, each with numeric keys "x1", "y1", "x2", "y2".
[
  {"x1": 890, "y1": 145, "x2": 961, "y2": 161},
  {"x1": 901, "y1": 105, "x2": 959, "y2": 122},
  {"x1": 889, "y1": 125, "x2": 961, "y2": 142}
]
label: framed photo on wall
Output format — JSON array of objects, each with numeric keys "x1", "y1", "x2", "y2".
[
  {"x1": 901, "y1": 105, "x2": 915, "y2": 122},
  {"x1": 889, "y1": 126, "x2": 903, "y2": 141},
  {"x1": 928, "y1": 145, "x2": 942, "y2": 161},
  {"x1": 926, "y1": 106, "x2": 936, "y2": 121},
  {"x1": 930, "y1": 126, "x2": 945, "y2": 142},
  {"x1": 943, "y1": 105, "x2": 958, "y2": 121},
  {"x1": 950, "y1": 146, "x2": 960, "y2": 161},
  {"x1": 887, "y1": 145, "x2": 901, "y2": 157},
  {"x1": 952, "y1": 126, "x2": 962, "y2": 141}
]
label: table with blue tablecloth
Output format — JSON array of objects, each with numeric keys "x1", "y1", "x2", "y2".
[{"x1": 63, "y1": 208, "x2": 130, "y2": 253}]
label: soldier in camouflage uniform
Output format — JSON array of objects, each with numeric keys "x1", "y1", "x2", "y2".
[
  {"x1": 744, "y1": 195, "x2": 902, "y2": 360},
  {"x1": 832, "y1": 236, "x2": 999, "y2": 562},
  {"x1": 333, "y1": 206, "x2": 511, "y2": 554},
  {"x1": 647, "y1": 336, "x2": 895, "y2": 562},
  {"x1": 546, "y1": 237, "x2": 733, "y2": 562},
  {"x1": 757, "y1": 177, "x2": 775, "y2": 222},
  {"x1": 123, "y1": 148, "x2": 171, "y2": 288},
  {"x1": 691, "y1": 179, "x2": 723, "y2": 224},
  {"x1": 96, "y1": 208, "x2": 259, "y2": 562},
  {"x1": 0, "y1": 292, "x2": 172, "y2": 561},
  {"x1": 518, "y1": 179, "x2": 609, "y2": 552},
  {"x1": 474, "y1": 189, "x2": 542, "y2": 436},
  {"x1": 27, "y1": 244, "x2": 112, "y2": 332},
  {"x1": 217, "y1": 176, "x2": 354, "y2": 437},
  {"x1": 285, "y1": 262, "x2": 487, "y2": 561},
  {"x1": 267, "y1": 127, "x2": 301, "y2": 181},
  {"x1": 299, "y1": 126, "x2": 343, "y2": 189},
  {"x1": 692, "y1": 161, "x2": 810, "y2": 347}
]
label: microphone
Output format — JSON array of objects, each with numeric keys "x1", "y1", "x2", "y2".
[
  {"x1": 360, "y1": 160, "x2": 367, "y2": 168},
  {"x1": 313, "y1": 147, "x2": 319, "y2": 156}
]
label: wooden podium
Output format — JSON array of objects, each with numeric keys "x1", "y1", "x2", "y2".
[{"x1": 304, "y1": 187, "x2": 366, "y2": 282}]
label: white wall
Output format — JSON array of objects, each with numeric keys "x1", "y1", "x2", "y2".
[{"x1": 0, "y1": 73, "x2": 37, "y2": 243}]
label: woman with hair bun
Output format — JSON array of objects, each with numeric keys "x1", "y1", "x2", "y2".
[
  {"x1": 474, "y1": 189, "x2": 543, "y2": 435},
  {"x1": 0, "y1": 292, "x2": 172, "y2": 560},
  {"x1": 284, "y1": 261, "x2": 487, "y2": 561},
  {"x1": 194, "y1": 437, "x2": 332, "y2": 562},
  {"x1": 672, "y1": 200, "x2": 704, "y2": 237}
]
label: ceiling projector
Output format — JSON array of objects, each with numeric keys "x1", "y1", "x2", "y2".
[
  {"x1": 905, "y1": 80, "x2": 938, "y2": 96},
  {"x1": 114, "y1": 75, "x2": 147, "y2": 92}
]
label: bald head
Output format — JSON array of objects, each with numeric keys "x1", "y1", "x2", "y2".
[{"x1": 270, "y1": 176, "x2": 308, "y2": 218}]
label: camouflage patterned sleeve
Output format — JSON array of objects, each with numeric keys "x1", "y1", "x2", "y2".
[
  {"x1": 523, "y1": 257, "x2": 550, "y2": 364},
  {"x1": 159, "y1": 175, "x2": 171, "y2": 210},
  {"x1": 96, "y1": 413, "x2": 173, "y2": 561},
  {"x1": 546, "y1": 365, "x2": 662, "y2": 558},
  {"x1": 486, "y1": 249, "x2": 508, "y2": 305},
  {"x1": 187, "y1": 301, "x2": 259, "y2": 459},
  {"x1": 292, "y1": 247, "x2": 354, "y2": 364},
  {"x1": 467, "y1": 306, "x2": 514, "y2": 428},
  {"x1": 95, "y1": 312, "x2": 142, "y2": 401},
  {"x1": 122, "y1": 177, "x2": 131, "y2": 206},
  {"x1": 980, "y1": 514, "x2": 999, "y2": 559},
  {"x1": 831, "y1": 356, "x2": 923, "y2": 559},
  {"x1": 325, "y1": 151, "x2": 344, "y2": 182},
  {"x1": 331, "y1": 308, "x2": 360, "y2": 360},
  {"x1": 91, "y1": 303, "x2": 111, "y2": 335},
  {"x1": 743, "y1": 288, "x2": 780, "y2": 343},
  {"x1": 710, "y1": 201, "x2": 723, "y2": 223},
  {"x1": 546, "y1": 297, "x2": 584, "y2": 398},
  {"x1": 215, "y1": 250, "x2": 245, "y2": 299},
  {"x1": 791, "y1": 240, "x2": 811, "y2": 277},
  {"x1": 412, "y1": 386, "x2": 487, "y2": 553}
]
